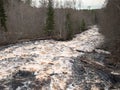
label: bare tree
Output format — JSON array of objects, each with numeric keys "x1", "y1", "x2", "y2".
[
  {"x1": 72, "y1": 0, "x2": 76, "y2": 9},
  {"x1": 39, "y1": 0, "x2": 47, "y2": 8},
  {"x1": 65, "y1": 1, "x2": 72, "y2": 8}
]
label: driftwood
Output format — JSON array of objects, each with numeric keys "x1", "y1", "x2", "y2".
[
  {"x1": 80, "y1": 58, "x2": 112, "y2": 72},
  {"x1": 76, "y1": 49, "x2": 94, "y2": 53}
]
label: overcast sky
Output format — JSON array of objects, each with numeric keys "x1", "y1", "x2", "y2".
[
  {"x1": 81, "y1": 0, "x2": 106, "y2": 9},
  {"x1": 30, "y1": 0, "x2": 106, "y2": 9}
]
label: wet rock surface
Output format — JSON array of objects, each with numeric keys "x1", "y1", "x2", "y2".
[{"x1": 0, "y1": 26, "x2": 120, "y2": 90}]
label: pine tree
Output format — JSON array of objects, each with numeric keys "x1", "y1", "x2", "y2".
[
  {"x1": 94, "y1": 11, "x2": 98, "y2": 24},
  {"x1": 45, "y1": 0, "x2": 54, "y2": 36},
  {"x1": 91, "y1": 10, "x2": 98, "y2": 24},
  {"x1": 80, "y1": 19, "x2": 86, "y2": 32},
  {"x1": 65, "y1": 13, "x2": 73, "y2": 40},
  {"x1": 0, "y1": 0, "x2": 7, "y2": 31},
  {"x1": 26, "y1": 0, "x2": 32, "y2": 5}
]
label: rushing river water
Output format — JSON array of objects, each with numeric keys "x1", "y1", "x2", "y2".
[{"x1": 0, "y1": 25, "x2": 112, "y2": 90}]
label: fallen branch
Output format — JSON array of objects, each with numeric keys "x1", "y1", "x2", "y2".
[{"x1": 80, "y1": 58, "x2": 113, "y2": 73}]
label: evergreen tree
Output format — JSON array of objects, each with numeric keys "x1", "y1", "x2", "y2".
[
  {"x1": 45, "y1": 0, "x2": 54, "y2": 36},
  {"x1": 0, "y1": 0, "x2": 7, "y2": 31},
  {"x1": 91, "y1": 10, "x2": 98, "y2": 24},
  {"x1": 80, "y1": 19, "x2": 86, "y2": 32},
  {"x1": 65, "y1": 13, "x2": 73, "y2": 40},
  {"x1": 26, "y1": 0, "x2": 32, "y2": 5},
  {"x1": 94, "y1": 11, "x2": 98, "y2": 24}
]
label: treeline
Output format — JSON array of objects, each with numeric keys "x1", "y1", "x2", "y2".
[
  {"x1": 44, "y1": 0, "x2": 87, "y2": 40},
  {"x1": 0, "y1": 0, "x2": 98, "y2": 43}
]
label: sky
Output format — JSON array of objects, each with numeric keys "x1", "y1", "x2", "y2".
[
  {"x1": 29, "y1": 0, "x2": 106, "y2": 9},
  {"x1": 81, "y1": 0, "x2": 106, "y2": 9}
]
